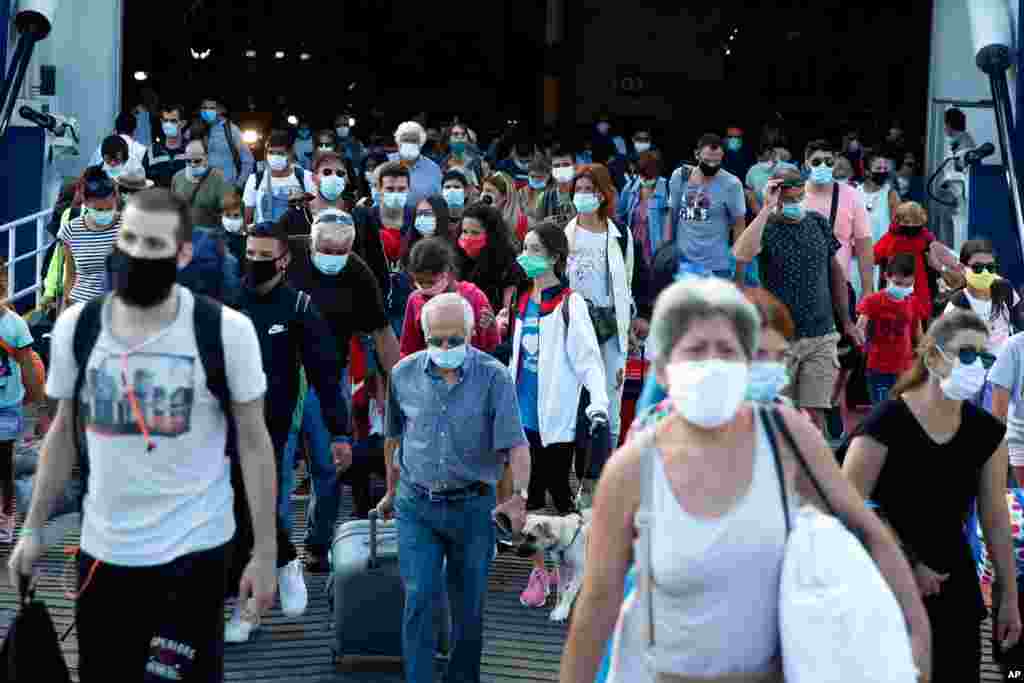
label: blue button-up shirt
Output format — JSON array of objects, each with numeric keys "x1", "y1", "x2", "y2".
[
  {"x1": 386, "y1": 153, "x2": 443, "y2": 207},
  {"x1": 386, "y1": 347, "x2": 526, "y2": 490}
]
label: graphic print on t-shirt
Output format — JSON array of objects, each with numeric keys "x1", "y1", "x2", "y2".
[
  {"x1": 83, "y1": 353, "x2": 196, "y2": 437},
  {"x1": 521, "y1": 310, "x2": 540, "y2": 373},
  {"x1": 680, "y1": 188, "x2": 711, "y2": 223}
]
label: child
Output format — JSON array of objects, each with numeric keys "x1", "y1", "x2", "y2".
[{"x1": 856, "y1": 253, "x2": 922, "y2": 404}]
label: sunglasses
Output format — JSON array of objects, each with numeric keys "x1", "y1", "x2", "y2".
[
  {"x1": 969, "y1": 263, "x2": 998, "y2": 274},
  {"x1": 319, "y1": 168, "x2": 347, "y2": 178},
  {"x1": 808, "y1": 158, "x2": 835, "y2": 167},
  {"x1": 187, "y1": 157, "x2": 207, "y2": 166},
  {"x1": 426, "y1": 335, "x2": 466, "y2": 348},
  {"x1": 943, "y1": 346, "x2": 997, "y2": 369}
]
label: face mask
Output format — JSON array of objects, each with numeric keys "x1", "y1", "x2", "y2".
[
  {"x1": 698, "y1": 160, "x2": 720, "y2": 177},
  {"x1": 267, "y1": 154, "x2": 288, "y2": 172},
  {"x1": 419, "y1": 274, "x2": 450, "y2": 298},
  {"x1": 222, "y1": 216, "x2": 243, "y2": 233},
  {"x1": 870, "y1": 172, "x2": 889, "y2": 185},
  {"x1": 459, "y1": 233, "x2": 488, "y2": 258},
  {"x1": 200, "y1": 109, "x2": 218, "y2": 124},
  {"x1": 667, "y1": 359, "x2": 749, "y2": 429},
  {"x1": 312, "y1": 251, "x2": 348, "y2": 275},
  {"x1": 297, "y1": 128, "x2": 311, "y2": 140},
  {"x1": 898, "y1": 224, "x2": 923, "y2": 237},
  {"x1": 414, "y1": 215, "x2": 437, "y2": 235},
  {"x1": 596, "y1": 122, "x2": 610, "y2": 135},
  {"x1": 517, "y1": 253, "x2": 552, "y2": 279},
  {"x1": 319, "y1": 174, "x2": 346, "y2": 201},
  {"x1": 886, "y1": 284, "x2": 914, "y2": 300},
  {"x1": 103, "y1": 163, "x2": 123, "y2": 179},
  {"x1": 781, "y1": 203, "x2": 804, "y2": 221},
  {"x1": 89, "y1": 208, "x2": 116, "y2": 226},
  {"x1": 399, "y1": 142, "x2": 421, "y2": 161},
  {"x1": 553, "y1": 167, "x2": 575, "y2": 184},
  {"x1": 935, "y1": 352, "x2": 987, "y2": 401},
  {"x1": 382, "y1": 191, "x2": 408, "y2": 210},
  {"x1": 746, "y1": 361, "x2": 790, "y2": 403},
  {"x1": 443, "y1": 188, "x2": 465, "y2": 209},
  {"x1": 336, "y1": 126, "x2": 350, "y2": 138},
  {"x1": 965, "y1": 268, "x2": 998, "y2": 291},
  {"x1": 186, "y1": 164, "x2": 209, "y2": 181},
  {"x1": 641, "y1": 178, "x2": 657, "y2": 188},
  {"x1": 810, "y1": 165, "x2": 834, "y2": 184},
  {"x1": 634, "y1": 142, "x2": 651, "y2": 153},
  {"x1": 726, "y1": 137, "x2": 743, "y2": 152},
  {"x1": 528, "y1": 177, "x2": 547, "y2": 190},
  {"x1": 162, "y1": 122, "x2": 179, "y2": 137},
  {"x1": 245, "y1": 257, "x2": 282, "y2": 289},
  {"x1": 573, "y1": 192, "x2": 600, "y2": 214},
  {"x1": 450, "y1": 140, "x2": 467, "y2": 154},
  {"x1": 428, "y1": 343, "x2": 467, "y2": 370},
  {"x1": 107, "y1": 246, "x2": 177, "y2": 308}
]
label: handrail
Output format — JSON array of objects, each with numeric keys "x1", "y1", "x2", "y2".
[
  {"x1": 1, "y1": 207, "x2": 54, "y2": 306},
  {"x1": 0, "y1": 208, "x2": 53, "y2": 234}
]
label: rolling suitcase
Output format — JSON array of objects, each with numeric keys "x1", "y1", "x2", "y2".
[{"x1": 328, "y1": 510, "x2": 450, "y2": 668}]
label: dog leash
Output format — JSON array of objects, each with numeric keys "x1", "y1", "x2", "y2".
[{"x1": 557, "y1": 514, "x2": 584, "y2": 566}]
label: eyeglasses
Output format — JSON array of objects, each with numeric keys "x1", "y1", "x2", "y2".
[
  {"x1": 809, "y1": 157, "x2": 835, "y2": 167},
  {"x1": 969, "y1": 262, "x2": 998, "y2": 274},
  {"x1": 426, "y1": 335, "x2": 466, "y2": 348},
  {"x1": 940, "y1": 346, "x2": 997, "y2": 369}
]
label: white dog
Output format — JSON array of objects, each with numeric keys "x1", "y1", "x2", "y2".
[{"x1": 517, "y1": 510, "x2": 591, "y2": 622}]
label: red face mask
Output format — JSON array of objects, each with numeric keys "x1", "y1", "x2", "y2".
[{"x1": 458, "y1": 233, "x2": 488, "y2": 258}]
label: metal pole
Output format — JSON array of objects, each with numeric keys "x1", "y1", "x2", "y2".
[
  {"x1": 7, "y1": 221, "x2": 15, "y2": 303},
  {"x1": 988, "y1": 69, "x2": 1024, "y2": 263},
  {"x1": 0, "y1": 33, "x2": 38, "y2": 140},
  {"x1": 35, "y1": 217, "x2": 45, "y2": 307}
]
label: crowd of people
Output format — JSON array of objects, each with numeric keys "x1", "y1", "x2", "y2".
[{"x1": 0, "y1": 96, "x2": 1022, "y2": 683}]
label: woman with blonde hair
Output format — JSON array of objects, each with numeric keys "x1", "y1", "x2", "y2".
[{"x1": 481, "y1": 171, "x2": 528, "y2": 245}]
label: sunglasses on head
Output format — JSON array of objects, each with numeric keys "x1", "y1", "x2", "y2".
[
  {"x1": 84, "y1": 176, "x2": 116, "y2": 198},
  {"x1": 426, "y1": 335, "x2": 466, "y2": 348},
  {"x1": 943, "y1": 346, "x2": 997, "y2": 369},
  {"x1": 969, "y1": 262, "x2": 998, "y2": 274},
  {"x1": 809, "y1": 157, "x2": 835, "y2": 167},
  {"x1": 314, "y1": 213, "x2": 354, "y2": 227}
]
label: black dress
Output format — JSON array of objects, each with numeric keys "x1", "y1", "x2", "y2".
[{"x1": 858, "y1": 397, "x2": 1006, "y2": 683}]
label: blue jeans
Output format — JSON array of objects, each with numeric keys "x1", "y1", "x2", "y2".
[
  {"x1": 867, "y1": 371, "x2": 897, "y2": 405},
  {"x1": 281, "y1": 369, "x2": 350, "y2": 552},
  {"x1": 395, "y1": 482, "x2": 496, "y2": 683}
]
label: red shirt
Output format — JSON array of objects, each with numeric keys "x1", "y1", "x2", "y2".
[
  {"x1": 399, "y1": 280, "x2": 500, "y2": 358},
  {"x1": 857, "y1": 291, "x2": 917, "y2": 374},
  {"x1": 874, "y1": 227, "x2": 935, "y2": 324}
]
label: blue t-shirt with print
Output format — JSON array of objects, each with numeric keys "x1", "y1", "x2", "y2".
[
  {"x1": 0, "y1": 311, "x2": 33, "y2": 409},
  {"x1": 517, "y1": 299, "x2": 541, "y2": 432}
]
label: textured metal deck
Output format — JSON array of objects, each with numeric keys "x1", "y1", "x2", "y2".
[{"x1": 0, "y1": 487, "x2": 568, "y2": 682}]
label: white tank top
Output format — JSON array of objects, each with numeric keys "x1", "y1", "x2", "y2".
[
  {"x1": 852, "y1": 184, "x2": 891, "y2": 296},
  {"x1": 647, "y1": 415, "x2": 788, "y2": 676}
]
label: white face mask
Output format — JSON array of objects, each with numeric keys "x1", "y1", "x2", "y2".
[
  {"x1": 552, "y1": 167, "x2": 575, "y2": 184},
  {"x1": 666, "y1": 359, "x2": 749, "y2": 428},
  {"x1": 222, "y1": 216, "x2": 243, "y2": 233},
  {"x1": 935, "y1": 349, "x2": 988, "y2": 401},
  {"x1": 267, "y1": 154, "x2": 288, "y2": 172},
  {"x1": 399, "y1": 142, "x2": 421, "y2": 161}
]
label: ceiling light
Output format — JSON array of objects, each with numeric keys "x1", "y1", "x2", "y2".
[
  {"x1": 275, "y1": 51, "x2": 286, "y2": 59},
  {"x1": 245, "y1": 49, "x2": 257, "y2": 58},
  {"x1": 347, "y1": 82, "x2": 357, "y2": 91},
  {"x1": 286, "y1": 115, "x2": 298, "y2": 126},
  {"x1": 242, "y1": 129, "x2": 260, "y2": 144},
  {"x1": 348, "y1": 117, "x2": 356, "y2": 128},
  {"x1": 300, "y1": 52, "x2": 311, "y2": 61},
  {"x1": 133, "y1": 70, "x2": 148, "y2": 81},
  {"x1": 190, "y1": 48, "x2": 212, "y2": 60}
]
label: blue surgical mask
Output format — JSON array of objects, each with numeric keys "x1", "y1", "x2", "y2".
[
  {"x1": 528, "y1": 177, "x2": 547, "y2": 191},
  {"x1": 162, "y1": 122, "x2": 179, "y2": 137},
  {"x1": 187, "y1": 164, "x2": 209, "y2": 180},
  {"x1": 297, "y1": 128, "x2": 311, "y2": 140},
  {"x1": 336, "y1": 126, "x2": 350, "y2": 138},
  {"x1": 573, "y1": 192, "x2": 600, "y2": 214},
  {"x1": 312, "y1": 251, "x2": 348, "y2": 275},
  {"x1": 781, "y1": 203, "x2": 804, "y2": 221},
  {"x1": 103, "y1": 163, "x2": 123, "y2": 179},
  {"x1": 443, "y1": 188, "x2": 465, "y2": 209},
  {"x1": 726, "y1": 137, "x2": 742, "y2": 152},
  {"x1": 90, "y1": 208, "x2": 116, "y2": 226},
  {"x1": 450, "y1": 140, "x2": 467, "y2": 154},
  {"x1": 415, "y1": 215, "x2": 437, "y2": 235},
  {"x1": 382, "y1": 192, "x2": 408, "y2": 210},
  {"x1": 319, "y1": 174, "x2": 346, "y2": 201},
  {"x1": 810, "y1": 165, "x2": 834, "y2": 185},
  {"x1": 200, "y1": 109, "x2": 218, "y2": 124},
  {"x1": 428, "y1": 343, "x2": 467, "y2": 369},
  {"x1": 887, "y1": 284, "x2": 915, "y2": 300},
  {"x1": 746, "y1": 361, "x2": 790, "y2": 403}
]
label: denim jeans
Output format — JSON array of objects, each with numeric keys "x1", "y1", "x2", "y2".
[
  {"x1": 395, "y1": 482, "x2": 496, "y2": 683},
  {"x1": 280, "y1": 369, "x2": 350, "y2": 553},
  {"x1": 866, "y1": 371, "x2": 897, "y2": 406}
]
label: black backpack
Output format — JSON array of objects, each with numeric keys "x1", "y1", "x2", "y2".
[{"x1": 70, "y1": 294, "x2": 235, "y2": 503}]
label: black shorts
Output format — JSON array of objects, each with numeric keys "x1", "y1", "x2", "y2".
[{"x1": 75, "y1": 542, "x2": 231, "y2": 682}]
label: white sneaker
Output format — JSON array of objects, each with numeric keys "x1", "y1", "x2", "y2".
[
  {"x1": 278, "y1": 559, "x2": 308, "y2": 617},
  {"x1": 225, "y1": 603, "x2": 259, "y2": 643}
]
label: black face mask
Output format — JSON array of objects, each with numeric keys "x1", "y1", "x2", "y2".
[
  {"x1": 871, "y1": 172, "x2": 889, "y2": 185},
  {"x1": 245, "y1": 257, "x2": 282, "y2": 289},
  {"x1": 107, "y1": 246, "x2": 177, "y2": 308},
  {"x1": 698, "y1": 160, "x2": 720, "y2": 177},
  {"x1": 899, "y1": 224, "x2": 924, "y2": 237}
]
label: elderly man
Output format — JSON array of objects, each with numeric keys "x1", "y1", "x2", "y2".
[
  {"x1": 388, "y1": 120, "x2": 442, "y2": 207},
  {"x1": 378, "y1": 292, "x2": 529, "y2": 683}
]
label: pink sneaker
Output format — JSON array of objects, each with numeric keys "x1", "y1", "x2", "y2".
[{"x1": 520, "y1": 568, "x2": 551, "y2": 608}]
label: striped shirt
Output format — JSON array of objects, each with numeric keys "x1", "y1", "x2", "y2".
[{"x1": 57, "y1": 215, "x2": 120, "y2": 304}]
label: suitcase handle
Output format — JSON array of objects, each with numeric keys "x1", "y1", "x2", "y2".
[{"x1": 368, "y1": 509, "x2": 379, "y2": 569}]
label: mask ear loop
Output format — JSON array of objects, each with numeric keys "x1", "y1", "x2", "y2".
[{"x1": 121, "y1": 352, "x2": 156, "y2": 453}]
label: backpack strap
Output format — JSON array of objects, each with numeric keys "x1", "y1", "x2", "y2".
[
  {"x1": 562, "y1": 292, "x2": 572, "y2": 345},
  {"x1": 223, "y1": 118, "x2": 242, "y2": 177},
  {"x1": 70, "y1": 295, "x2": 107, "y2": 503},
  {"x1": 192, "y1": 294, "x2": 238, "y2": 472},
  {"x1": 828, "y1": 182, "x2": 840, "y2": 232}
]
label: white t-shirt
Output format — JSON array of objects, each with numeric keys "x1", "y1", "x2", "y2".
[
  {"x1": 944, "y1": 289, "x2": 1020, "y2": 353},
  {"x1": 568, "y1": 227, "x2": 612, "y2": 307},
  {"x1": 242, "y1": 168, "x2": 310, "y2": 223},
  {"x1": 46, "y1": 287, "x2": 267, "y2": 566}
]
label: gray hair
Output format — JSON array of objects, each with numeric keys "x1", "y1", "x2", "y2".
[
  {"x1": 421, "y1": 292, "x2": 475, "y2": 339},
  {"x1": 395, "y1": 120, "x2": 427, "y2": 146},
  {"x1": 311, "y1": 210, "x2": 355, "y2": 250},
  {"x1": 649, "y1": 277, "x2": 761, "y2": 367}
]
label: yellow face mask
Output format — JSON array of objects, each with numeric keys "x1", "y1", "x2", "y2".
[{"x1": 965, "y1": 268, "x2": 998, "y2": 292}]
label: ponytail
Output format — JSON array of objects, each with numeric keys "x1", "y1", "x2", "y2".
[{"x1": 889, "y1": 309, "x2": 990, "y2": 398}]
